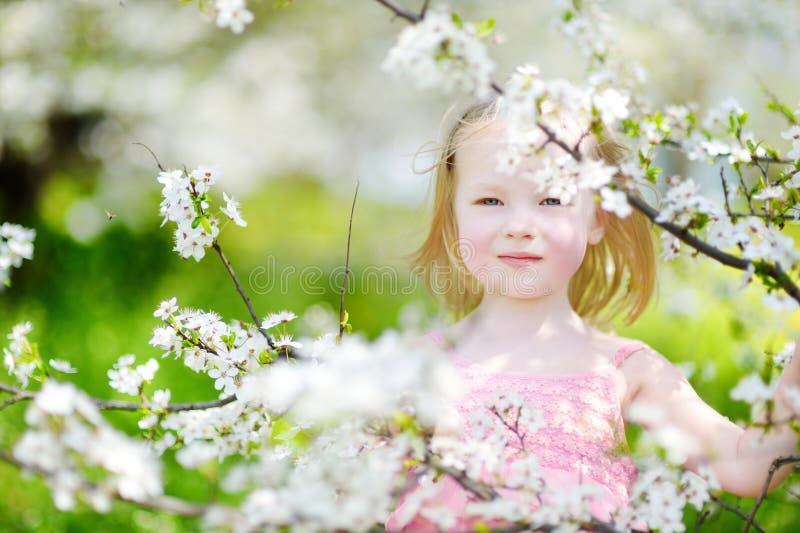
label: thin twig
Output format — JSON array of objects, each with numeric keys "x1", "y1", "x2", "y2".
[
  {"x1": 743, "y1": 455, "x2": 800, "y2": 533},
  {"x1": 132, "y1": 142, "x2": 165, "y2": 172},
  {"x1": 373, "y1": 0, "x2": 420, "y2": 22},
  {"x1": 693, "y1": 509, "x2": 711, "y2": 532},
  {"x1": 210, "y1": 242, "x2": 302, "y2": 359},
  {"x1": 0, "y1": 393, "x2": 25, "y2": 411},
  {"x1": 708, "y1": 495, "x2": 766, "y2": 533},
  {"x1": 0, "y1": 382, "x2": 236, "y2": 413},
  {"x1": 538, "y1": 122, "x2": 583, "y2": 161},
  {"x1": 338, "y1": 181, "x2": 359, "y2": 342},
  {"x1": 759, "y1": 83, "x2": 799, "y2": 125},
  {"x1": 662, "y1": 139, "x2": 795, "y2": 165},
  {"x1": 720, "y1": 167, "x2": 734, "y2": 219},
  {"x1": 727, "y1": 211, "x2": 800, "y2": 220},
  {"x1": 98, "y1": 395, "x2": 237, "y2": 413},
  {"x1": 424, "y1": 451, "x2": 499, "y2": 501},
  {"x1": 419, "y1": 0, "x2": 430, "y2": 19},
  {"x1": 491, "y1": 81, "x2": 505, "y2": 96},
  {"x1": 212, "y1": 243, "x2": 262, "y2": 332}
]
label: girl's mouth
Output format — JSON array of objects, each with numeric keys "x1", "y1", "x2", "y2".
[{"x1": 498, "y1": 255, "x2": 542, "y2": 268}]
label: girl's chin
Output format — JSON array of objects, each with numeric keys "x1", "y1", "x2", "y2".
[{"x1": 480, "y1": 282, "x2": 556, "y2": 299}]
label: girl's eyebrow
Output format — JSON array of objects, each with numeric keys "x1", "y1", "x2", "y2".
[{"x1": 466, "y1": 182, "x2": 506, "y2": 191}]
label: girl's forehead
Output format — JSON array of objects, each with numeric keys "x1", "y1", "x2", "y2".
[{"x1": 455, "y1": 124, "x2": 568, "y2": 184}]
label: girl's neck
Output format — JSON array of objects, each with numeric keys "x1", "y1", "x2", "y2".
[{"x1": 453, "y1": 288, "x2": 593, "y2": 345}]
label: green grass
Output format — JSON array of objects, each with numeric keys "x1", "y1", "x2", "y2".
[{"x1": 1, "y1": 175, "x2": 798, "y2": 531}]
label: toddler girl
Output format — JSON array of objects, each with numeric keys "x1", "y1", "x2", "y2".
[{"x1": 385, "y1": 100, "x2": 800, "y2": 531}]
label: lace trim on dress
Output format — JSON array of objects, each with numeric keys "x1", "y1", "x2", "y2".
[{"x1": 428, "y1": 331, "x2": 642, "y2": 503}]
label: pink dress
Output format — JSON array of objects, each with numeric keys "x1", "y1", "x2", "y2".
[{"x1": 385, "y1": 332, "x2": 643, "y2": 532}]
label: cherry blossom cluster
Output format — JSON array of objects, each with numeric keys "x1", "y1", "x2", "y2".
[
  {"x1": 158, "y1": 166, "x2": 246, "y2": 262},
  {"x1": 554, "y1": 0, "x2": 647, "y2": 90},
  {"x1": 3, "y1": 322, "x2": 77, "y2": 389},
  {"x1": 107, "y1": 355, "x2": 159, "y2": 396},
  {"x1": 495, "y1": 65, "x2": 633, "y2": 217},
  {"x1": 204, "y1": 421, "x2": 406, "y2": 532},
  {"x1": 3, "y1": 322, "x2": 37, "y2": 388},
  {"x1": 382, "y1": 8, "x2": 496, "y2": 99},
  {"x1": 0, "y1": 222, "x2": 35, "y2": 290},
  {"x1": 728, "y1": 342, "x2": 800, "y2": 419},
  {"x1": 618, "y1": 460, "x2": 717, "y2": 533},
  {"x1": 13, "y1": 380, "x2": 162, "y2": 512},
  {"x1": 163, "y1": 400, "x2": 272, "y2": 465}
]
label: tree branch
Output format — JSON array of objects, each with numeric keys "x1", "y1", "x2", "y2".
[
  {"x1": 211, "y1": 242, "x2": 300, "y2": 360},
  {"x1": 538, "y1": 122, "x2": 583, "y2": 161},
  {"x1": 708, "y1": 495, "x2": 766, "y2": 533},
  {"x1": 0, "y1": 382, "x2": 236, "y2": 413},
  {"x1": 338, "y1": 181, "x2": 359, "y2": 342},
  {"x1": 419, "y1": 0, "x2": 430, "y2": 19},
  {"x1": 133, "y1": 142, "x2": 165, "y2": 172},
  {"x1": 743, "y1": 455, "x2": 800, "y2": 533},
  {"x1": 373, "y1": 0, "x2": 420, "y2": 22},
  {"x1": 625, "y1": 194, "x2": 800, "y2": 304}
]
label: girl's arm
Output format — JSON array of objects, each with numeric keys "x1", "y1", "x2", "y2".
[{"x1": 622, "y1": 342, "x2": 800, "y2": 498}]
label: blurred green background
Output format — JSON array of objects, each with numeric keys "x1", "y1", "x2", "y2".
[{"x1": 2, "y1": 0, "x2": 800, "y2": 531}]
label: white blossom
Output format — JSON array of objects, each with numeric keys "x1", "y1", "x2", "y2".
[
  {"x1": 153, "y1": 297, "x2": 178, "y2": 320},
  {"x1": 599, "y1": 187, "x2": 632, "y2": 218},
  {"x1": 214, "y1": 0, "x2": 254, "y2": 35},
  {"x1": 3, "y1": 321, "x2": 37, "y2": 388},
  {"x1": 730, "y1": 372, "x2": 775, "y2": 405},
  {"x1": 774, "y1": 342, "x2": 795, "y2": 369},
  {"x1": 781, "y1": 125, "x2": 800, "y2": 160},
  {"x1": 763, "y1": 292, "x2": 799, "y2": 312},
  {"x1": 382, "y1": 8, "x2": 495, "y2": 98},
  {"x1": 752, "y1": 185, "x2": 785, "y2": 201},
  {"x1": 660, "y1": 231, "x2": 681, "y2": 261},
  {"x1": 49, "y1": 359, "x2": 77, "y2": 374},
  {"x1": 221, "y1": 192, "x2": 247, "y2": 227},
  {"x1": 107, "y1": 355, "x2": 159, "y2": 396},
  {"x1": 0, "y1": 222, "x2": 35, "y2": 290},
  {"x1": 261, "y1": 310, "x2": 297, "y2": 330},
  {"x1": 592, "y1": 87, "x2": 629, "y2": 125}
]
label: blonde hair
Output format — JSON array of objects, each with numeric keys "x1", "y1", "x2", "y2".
[{"x1": 410, "y1": 100, "x2": 656, "y2": 327}]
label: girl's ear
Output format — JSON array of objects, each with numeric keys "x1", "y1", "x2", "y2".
[{"x1": 588, "y1": 206, "x2": 606, "y2": 245}]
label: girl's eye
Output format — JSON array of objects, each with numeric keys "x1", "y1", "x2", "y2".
[
  {"x1": 477, "y1": 198, "x2": 502, "y2": 206},
  {"x1": 540, "y1": 198, "x2": 561, "y2": 206}
]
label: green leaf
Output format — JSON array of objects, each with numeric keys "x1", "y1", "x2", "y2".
[
  {"x1": 450, "y1": 11, "x2": 463, "y2": 29},
  {"x1": 767, "y1": 101, "x2": 799, "y2": 124},
  {"x1": 562, "y1": 10, "x2": 574, "y2": 22},
  {"x1": 200, "y1": 216, "x2": 213, "y2": 234},
  {"x1": 191, "y1": 217, "x2": 201, "y2": 229},
  {"x1": 738, "y1": 111, "x2": 749, "y2": 126},
  {"x1": 474, "y1": 18, "x2": 495, "y2": 39}
]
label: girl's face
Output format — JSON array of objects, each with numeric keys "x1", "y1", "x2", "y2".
[{"x1": 452, "y1": 124, "x2": 604, "y2": 300}]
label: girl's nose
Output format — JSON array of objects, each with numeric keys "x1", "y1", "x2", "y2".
[{"x1": 502, "y1": 211, "x2": 537, "y2": 239}]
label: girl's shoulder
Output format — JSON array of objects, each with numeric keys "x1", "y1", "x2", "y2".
[
  {"x1": 601, "y1": 334, "x2": 652, "y2": 368},
  {"x1": 580, "y1": 329, "x2": 651, "y2": 367},
  {"x1": 598, "y1": 333, "x2": 689, "y2": 407}
]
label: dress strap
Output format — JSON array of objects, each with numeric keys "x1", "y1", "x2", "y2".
[
  {"x1": 612, "y1": 341, "x2": 647, "y2": 367},
  {"x1": 427, "y1": 331, "x2": 445, "y2": 348}
]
